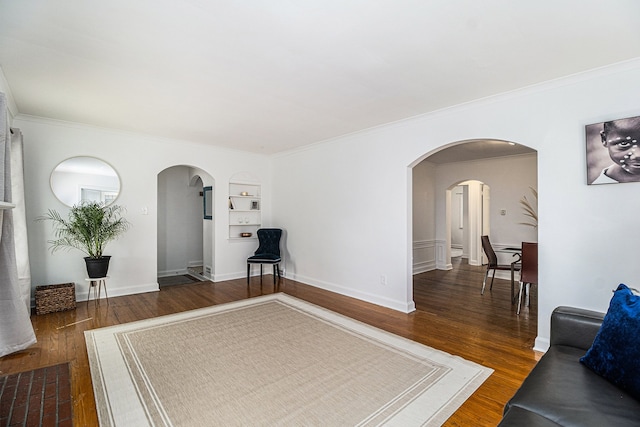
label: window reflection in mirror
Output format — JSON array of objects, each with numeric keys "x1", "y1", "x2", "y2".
[{"x1": 50, "y1": 157, "x2": 121, "y2": 207}]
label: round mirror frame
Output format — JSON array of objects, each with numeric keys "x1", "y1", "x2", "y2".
[{"x1": 50, "y1": 156, "x2": 121, "y2": 207}]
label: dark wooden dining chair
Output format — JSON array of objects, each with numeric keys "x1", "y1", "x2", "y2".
[
  {"x1": 481, "y1": 235, "x2": 521, "y2": 300},
  {"x1": 517, "y1": 242, "x2": 538, "y2": 315}
]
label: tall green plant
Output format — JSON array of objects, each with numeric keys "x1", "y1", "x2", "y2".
[{"x1": 39, "y1": 202, "x2": 130, "y2": 258}]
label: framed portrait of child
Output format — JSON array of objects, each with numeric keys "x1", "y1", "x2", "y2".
[{"x1": 586, "y1": 115, "x2": 640, "y2": 185}]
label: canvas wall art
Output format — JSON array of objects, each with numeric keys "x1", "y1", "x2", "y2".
[{"x1": 586, "y1": 115, "x2": 640, "y2": 185}]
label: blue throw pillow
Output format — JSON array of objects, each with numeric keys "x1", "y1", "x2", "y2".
[{"x1": 580, "y1": 284, "x2": 640, "y2": 400}]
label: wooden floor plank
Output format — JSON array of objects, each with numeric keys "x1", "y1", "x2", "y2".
[{"x1": 0, "y1": 258, "x2": 540, "y2": 426}]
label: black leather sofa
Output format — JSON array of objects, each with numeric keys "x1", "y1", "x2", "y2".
[{"x1": 499, "y1": 306, "x2": 640, "y2": 426}]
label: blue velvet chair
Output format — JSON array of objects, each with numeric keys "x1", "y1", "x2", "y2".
[{"x1": 247, "y1": 228, "x2": 282, "y2": 285}]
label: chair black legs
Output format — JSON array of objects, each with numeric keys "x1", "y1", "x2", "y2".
[
  {"x1": 272, "y1": 264, "x2": 282, "y2": 285},
  {"x1": 247, "y1": 263, "x2": 281, "y2": 286}
]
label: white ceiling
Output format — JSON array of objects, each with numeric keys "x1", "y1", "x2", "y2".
[{"x1": 1, "y1": 1, "x2": 640, "y2": 155}]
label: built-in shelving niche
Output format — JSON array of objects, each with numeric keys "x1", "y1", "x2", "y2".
[{"x1": 228, "y1": 174, "x2": 260, "y2": 240}]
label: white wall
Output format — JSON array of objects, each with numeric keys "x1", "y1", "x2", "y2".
[
  {"x1": 272, "y1": 139, "x2": 415, "y2": 312},
  {"x1": 17, "y1": 115, "x2": 270, "y2": 300},
  {"x1": 273, "y1": 59, "x2": 640, "y2": 350}
]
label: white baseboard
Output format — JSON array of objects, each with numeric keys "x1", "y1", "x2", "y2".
[
  {"x1": 413, "y1": 260, "x2": 436, "y2": 274},
  {"x1": 76, "y1": 282, "x2": 159, "y2": 302},
  {"x1": 534, "y1": 337, "x2": 549, "y2": 353},
  {"x1": 213, "y1": 270, "x2": 279, "y2": 282},
  {"x1": 288, "y1": 272, "x2": 415, "y2": 313},
  {"x1": 30, "y1": 281, "x2": 160, "y2": 307}
]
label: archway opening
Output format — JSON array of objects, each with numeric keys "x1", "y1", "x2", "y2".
[
  {"x1": 157, "y1": 165, "x2": 215, "y2": 286},
  {"x1": 410, "y1": 138, "x2": 538, "y2": 319}
]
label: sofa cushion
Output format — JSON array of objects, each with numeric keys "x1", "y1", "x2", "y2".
[
  {"x1": 580, "y1": 284, "x2": 640, "y2": 400},
  {"x1": 506, "y1": 345, "x2": 640, "y2": 426}
]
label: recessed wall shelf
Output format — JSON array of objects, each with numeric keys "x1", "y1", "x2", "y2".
[{"x1": 228, "y1": 181, "x2": 261, "y2": 240}]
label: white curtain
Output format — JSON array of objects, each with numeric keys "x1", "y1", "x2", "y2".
[
  {"x1": 0, "y1": 92, "x2": 36, "y2": 357},
  {"x1": 11, "y1": 129, "x2": 32, "y2": 310}
]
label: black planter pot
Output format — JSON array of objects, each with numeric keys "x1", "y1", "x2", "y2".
[{"x1": 84, "y1": 256, "x2": 111, "y2": 278}]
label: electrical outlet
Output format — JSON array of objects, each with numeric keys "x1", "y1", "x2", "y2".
[{"x1": 380, "y1": 275, "x2": 387, "y2": 285}]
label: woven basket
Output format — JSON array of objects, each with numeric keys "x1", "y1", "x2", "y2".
[{"x1": 35, "y1": 283, "x2": 76, "y2": 315}]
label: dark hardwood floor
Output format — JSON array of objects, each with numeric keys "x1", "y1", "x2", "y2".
[{"x1": 0, "y1": 257, "x2": 540, "y2": 426}]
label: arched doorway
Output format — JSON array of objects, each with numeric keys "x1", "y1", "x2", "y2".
[
  {"x1": 411, "y1": 139, "x2": 538, "y2": 314},
  {"x1": 412, "y1": 139, "x2": 536, "y2": 270},
  {"x1": 157, "y1": 165, "x2": 215, "y2": 285}
]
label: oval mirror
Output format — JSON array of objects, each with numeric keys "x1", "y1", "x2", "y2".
[{"x1": 50, "y1": 157, "x2": 121, "y2": 207}]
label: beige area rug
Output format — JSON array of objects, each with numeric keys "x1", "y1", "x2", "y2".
[{"x1": 85, "y1": 294, "x2": 492, "y2": 426}]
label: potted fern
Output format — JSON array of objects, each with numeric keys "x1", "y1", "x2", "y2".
[{"x1": 39, "y1": 202, "x2": 131, "y2": 278}]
